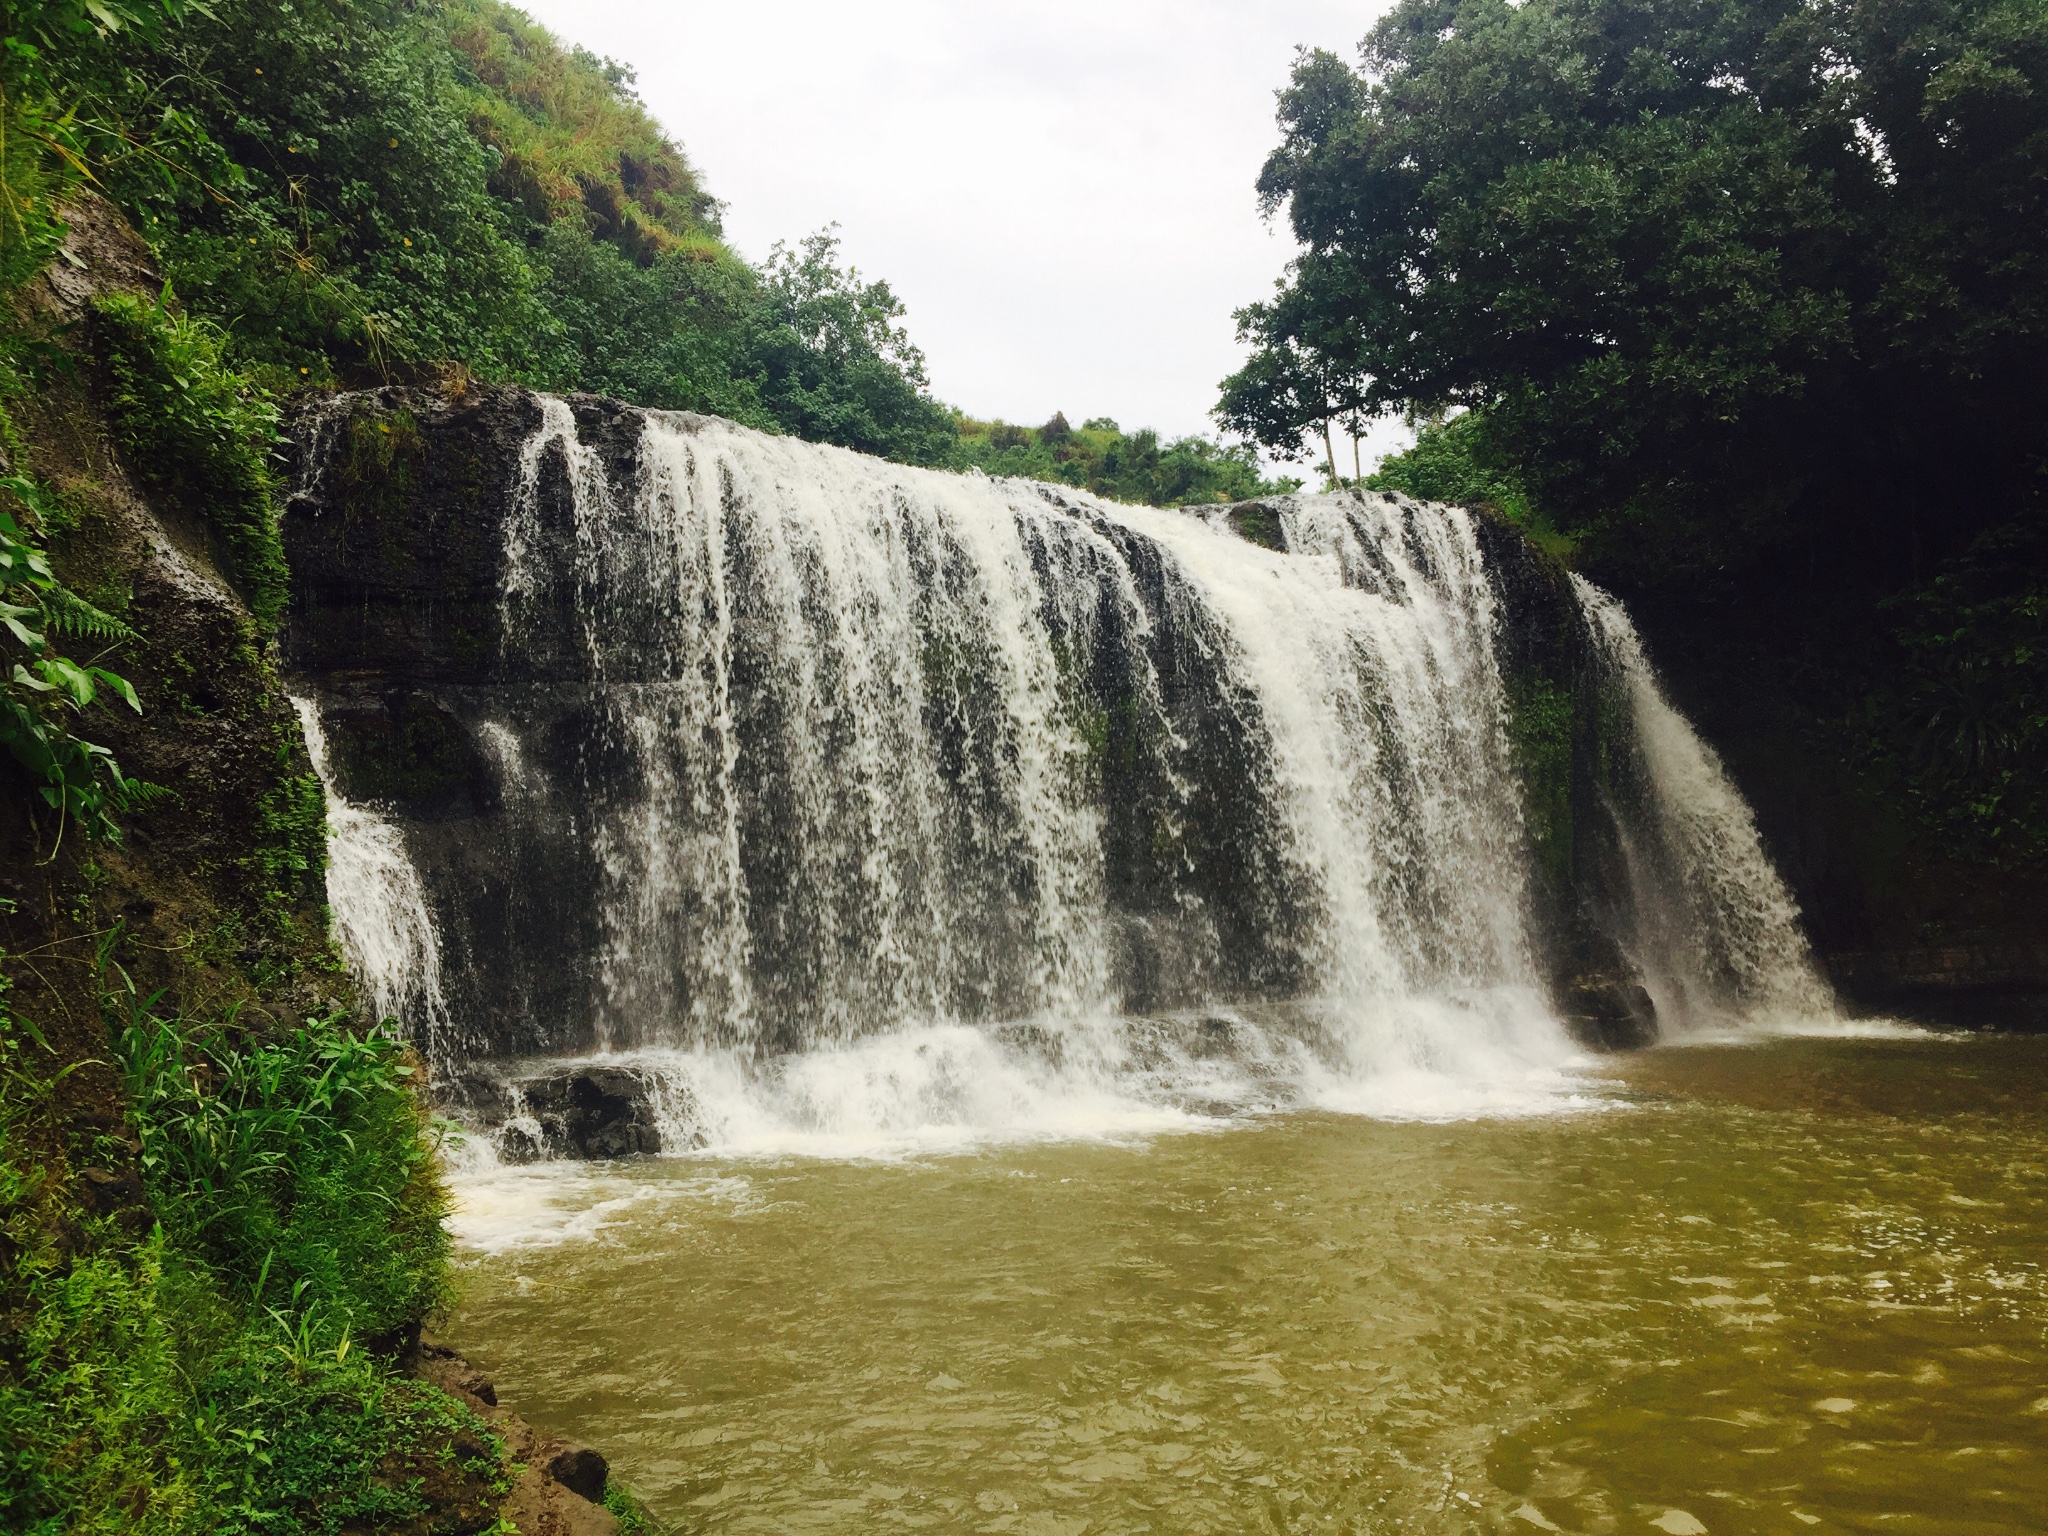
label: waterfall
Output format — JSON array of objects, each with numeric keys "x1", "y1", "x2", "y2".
[
  {"x1": 291, "y1": 695, "x2": 452, "y2": 1054},
  {"x1": 285, "y1": 393, "x2": 1839, "y2": 1152},
  {"x1": 1573, "y1": 577, "x2": 1836, "y2": 1029},
  {"x1": 490, "y1": 414, "x2": 1550, "y2": 1044}
]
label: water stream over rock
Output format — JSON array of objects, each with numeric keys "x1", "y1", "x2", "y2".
[{"x1": 283, "y1": 389, "x2": 1837, "y2": 1158}]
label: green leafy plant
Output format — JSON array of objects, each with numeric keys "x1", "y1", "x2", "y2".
[
  {"x1": 251, "y1": 766, "x2": 326, "y2": 911},
  {"x1": 0, "y1": 0, "x2": 209, "y2": 295},
  {"x1": 93, "y1": 289, "x2": 289, "y2": 626},
  {"x1": 0, "y1": 470, "x2": 155, "y2": 848},
  {"x1": 0, "y1": 955, "x2": 498, "y2": 1535},
  {"x1": 115, "y1": 998, "x2": 451, "y2": 1335},
  {"x1": 604, "y1": 1479, "x2": 672, "y2": 1536},
  {"x1": 743, "y1": 228, "x2": 958, "y2": 465}
]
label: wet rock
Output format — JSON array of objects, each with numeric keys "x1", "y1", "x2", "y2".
[
  {"x1": 450, "y1": 1366, "x2": 498, "y2": 1407},
  {"x1": 520, "y1": 1069, "x2": 665, "y2": 1159},
  {"x1": 1223, "y1": 499, "x2": 1287, "y2": 550},
  {"x1": 543, "y1": 1443, "x2": 609, "y2": 1504},
  {"x1": 1558, "y1": 975, "x2": 1659, "y2": 1052},
  {"x1": 1826, "y1": 946, "x2": 2048, "y2": 1031},
  {"x1": 452, "y1": 1065, "x2": 672, "y2": 1162}
]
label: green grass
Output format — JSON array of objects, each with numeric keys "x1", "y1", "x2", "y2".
[
  {"x1": 116, "y1": 996, "x2": 452, "y2": 1336},
  {"x1": 0, "y1": 980, "x2": 492, "y2": 1533},
  {"x1": 604, "y1": 1479, "x2": 671, "y2": 1536}
]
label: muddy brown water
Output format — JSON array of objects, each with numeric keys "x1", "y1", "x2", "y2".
[{"x1": 448, "y1": 1033, "x2": 2047, "y2": 1534}]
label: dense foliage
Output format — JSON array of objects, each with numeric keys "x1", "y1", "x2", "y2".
[
  {"x1": 0, "y1": 468, "x2": 151, "y2": 849},
  {"x1": 0, "y1": 979, "x2": 489, "y2": 1534},
  {"x1": 954, "y1": 411, "x2": 1297, "y2": 506},
  {"x1": 1362, "y1": 413, "x2": 1538, "y2": 528},
  {"x1": 94, "y1": 291, "x2": 289, "y2": 625},
  {"x1": 1, "y1": 0, "x2": 1264, "y2": 479},
  {"x1": 1225, "y1": 0, "x2": 2048, "y2": 864},
  {"x1": 118, "y1": 1006, "x2": 451, "y2": 1334}
]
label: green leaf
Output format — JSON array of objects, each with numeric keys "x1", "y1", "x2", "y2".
[
  {"x1": 35, "y1": 654, "x2": 98, "y2": 708},
  {"x1": 2, "y1": 610, "x2": 46, "y2": 651},
  {"x1": 93, "y1": 667, "x2": 142, "y2": 712}
]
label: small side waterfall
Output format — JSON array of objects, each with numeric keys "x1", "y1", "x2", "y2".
[
  {"x1": 284, "y1": 390, "x2": 1837, "y2": 1153},
  {"x1": 291, "y1": 696, "x2": 451, "y2": 1054},
  {"x1": 1574, "y1": 577, "x2": 1835, "y2": 1028}
]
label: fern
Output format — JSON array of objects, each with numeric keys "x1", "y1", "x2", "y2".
[
  {"x1": 37, "y1": 583, "x2": 139, "y2": 645},
  {"x1": 0, "y1": 473, "x2": 155, "y2": 848}
]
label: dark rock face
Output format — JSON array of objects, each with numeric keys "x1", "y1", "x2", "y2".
[
  {"x1": 1554, "y1": 976, "x2": 1660, "y2": 1051},
  {"x1": 286, "y1": 385, "x2": 549, "y2": 693},
  {"x1": 285, "y1": 388, "x2": 629, "y2": 1059},
  {"x1": 513, "y1": 1070, "x2": 667, "y2": 1160},
  {"x1": 1827, "y1": 948, "x2": 2048, "y2": 1031}
]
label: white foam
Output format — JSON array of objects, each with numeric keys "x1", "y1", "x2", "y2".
[
  {"x1": 449, "y1": 1167, "x2": 758, "y2": 1255},
  {"x1": 440, "y1": 999, "x2": 1623, "y2": 1249},
  {"x1": 1656, "y1": 1013, "x2": 1932, "y2": 1045},
  {"x1": 454, "y1": 990, "x2": 1596, "y2": 1160},
  {"x1": 1291, "y1": 988, "x2": 1613, "y2": 1121}
]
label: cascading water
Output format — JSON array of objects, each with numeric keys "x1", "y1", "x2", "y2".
[
  {"x1": 285, "y1": 391, "x2": 1837, "y2": 1156},
  {"x1": 1573, "y1": 577, "x2": 1835, "y2": 1030},
  {"x1": 291, "y1": 695, "x2": 452, "y2": 1053}
]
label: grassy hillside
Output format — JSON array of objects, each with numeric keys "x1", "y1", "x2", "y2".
[
  {"x1": 444, "y1": 0, "x2": 724, "y2": 258},
  {"x1": 6, "y1": 0, "x2": 1266, "y2": 478}
]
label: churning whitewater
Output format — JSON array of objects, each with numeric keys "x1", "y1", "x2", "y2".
[{"x1": 290, "y1": 395, "x2": 1837, "y2": 1161}]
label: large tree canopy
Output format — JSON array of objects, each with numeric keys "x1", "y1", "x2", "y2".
[
  {"x1": 1224, "y1": 0, "x2": 2048, "y2": 876},
  {"x1": 1228, "y1": 0, "x2": 2047, "y2": 546}
]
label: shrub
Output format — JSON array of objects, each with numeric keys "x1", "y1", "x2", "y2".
[{"x1": 0, "y1": 985, "x2": 489, "y2": 1534}]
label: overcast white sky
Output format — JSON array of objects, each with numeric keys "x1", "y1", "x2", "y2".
[{"x1": 515, "y1": 0, "x2": 1410, "y2": 471}]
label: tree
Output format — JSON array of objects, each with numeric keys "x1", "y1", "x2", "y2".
[
  {"x1": 745, "y1": 228, "x2": 958, "y2": 466},
  {"x1": 1218, "y1": 246, "x2": 1375, "y2": 483},
  {"x1": 1231, "y1": 0, "x2": 2048, "y2": 554},
  {"x1": 1225, "y1": 0, "x2": 2048, "y2": 861}
]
